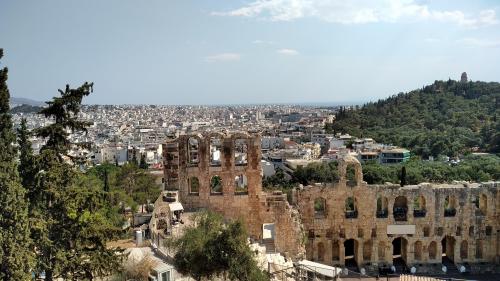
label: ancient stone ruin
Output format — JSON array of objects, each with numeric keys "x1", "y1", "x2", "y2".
[{"x1": 157, "y1": 132, "x2": 499, "y2": 274}]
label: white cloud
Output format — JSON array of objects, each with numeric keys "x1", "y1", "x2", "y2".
[
  {"x1": 277, "y1": 48, "x2": 299, "y2": 55},
  {"x1": 204, "y1": 53, "x2": 241, "y2": 62},
  {"x1": 212, "y1": 0, "x2": 498, "y2": 28},
  {"x1": 457, "y1": 38, "x2": 500, "y2": 48}
]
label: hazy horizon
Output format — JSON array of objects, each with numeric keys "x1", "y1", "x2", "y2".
[{"x1": 2, "y1": 0, "x2": 500, "y2": 105}]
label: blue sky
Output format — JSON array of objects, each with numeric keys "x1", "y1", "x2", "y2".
[{"x1": 1, "y1": 0, "x2": 499, "y2": 105}]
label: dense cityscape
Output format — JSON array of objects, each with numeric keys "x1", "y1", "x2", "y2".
[{"x1": 1, "y1": 1, "x2": 499, "y2": 281}]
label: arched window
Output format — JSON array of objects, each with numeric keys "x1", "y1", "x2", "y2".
[
  {"x1": 414, "y1": 241, "x2": 423, "y2": 260},
  {"x1": 314, "y1": 197, "x2": 326, "y2": 218},
  {"x1": 189, "y1": 177, "x2": 199, "y2": 194},
  {"x1": 376, "y1": 196, "x2": 388, "y2": 218},
  {"x1": 317, "y1": 242, "x2": 325, "y2": 262},
  {"x1": 345, "y1": 197, "x2": 357, "y2": 218},
  {"x1": 346, "y1": 165, "x2": 358, "y2": 187},
  {"x1": 187, "y1": 137, "x2": 199, "y2": 166},
  {"x1": 475, "y1": 240, "x2": 483, "y2": 259},
  {"x1": 234, "y1": 174, "x2": 248, "y2": 195},
  {"x1": 460, "y1": 240, "x2": 468, "y2": 259},
  {"x1": 478, "y1": 194, "x2": 487, "y2": 216},
  {"x1": 413, "y1": 195, "x2": 426, "y2": 218},
  {"x1": 423, "y1": 226, "x2": 430, "y2": 237},
  {"x1": 486, "y1": 226, "x2": 492, "y2": 236},
  {"x1": 363, "y1": 240, "x2": 372, "y2": 260},
  {"x1": 210, "y1": 137, "x2": 222, "y2": 166},
  {"x1": 332, "y1": 241, "x2": 340, "y2": 261},
  {"x1": 429, "y1": 241, "x2": 437, "y2": 260},
  {"x1": 469, "y1": 226, "x2": 474, "y2": 237},
  {"x1": 378, "y1": 242, "x2": 386, "y2": 261},
  {"x1": 234, "y1": 139, "x2": 248, "y2": 166},
  {"x1": 393, "y1": 196, "x2": 408, "y2": 221},
  {"x1": 210, "y1": 175, "x2": 223, "y2": 194},
  {"x1": 444, "y1": 195, "x2": 456, "y2": 217}
]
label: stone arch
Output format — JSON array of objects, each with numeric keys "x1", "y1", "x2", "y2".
[
  {"x1": 344, "y1": 239, "x2": 359, "y2": 266},
  {"x1": 413, "y1": 195, "x2": 426, "y2": 217},
  {"x1": 392, "y1": 237, "x2": 408, "y2": 263},
  {"x1": 378, "y1": 241, "x2": 386, "y2": 262},
  {"x1": 460, "y1": 240, "x2": 468, "y2": 260},
  {"x1": 475, "y1": 240, "x2": 483, "y2": 259},
  {"x1": 338, "y1": 155, "x2": 363, "y2": 187},
  {"x1": 486, "y1": 225, "x2": 493, "y2": 236},
  {"x1": 332, "y1": 240, "x2": 340, "y2": 261},
  {"x1": 444, "y1": 195, "x2": 457, "y2": 217},
  {"x1": 187, "y1": 136, "x2": 200, "y2": 166},
  {"x1": 423, "y1": 226, "x2": 430, "y2": 237},
  {"x1": 234, "y1": 174, "x2": 248, "y2": 195},
  {"x1": 230, "y1": 131, "x2": 251, "y2": 140},
  {"x1": 208, "y1": 134, "x2": 224, "y2": 167},
  {"x1": 317, "y1": 242, "x2": 325, "y2": 262},
  {"x1": 469, "y1": 226, "x2": 474, "y2": 237},
  {"x1": 376, "y1": 196, "x2": 388, "y2": 218},
  {"x1": 189, "y1": 177, "x2": 200, "y2": 194},
  {"x1": 363, "y1": 240, "x2": 373, "y2": 260},
  {"x1": 234, "y1": 138, "x2": 248, "y2": 166},
  {"x1": 314, "y1": 197, "x2": 327, "y2": 218},
  {"x1": 393, "y1": 196, "x2": 408, "y2": 221},
  {"x1": 345, "y1": 197, "x2": 358, "y2": 218},
  {"x1": 210, "y1": 175, "x2": 223, "y2": 194},
  {"x1": 414, "y1": 241, "x2": 423, "y2": 261},
  {"x1": 429, "y1": 241, "x2": 437, "y2": 260},
  {"x1": 441, "y1": 236, "x2": 455, "y2": 262}
]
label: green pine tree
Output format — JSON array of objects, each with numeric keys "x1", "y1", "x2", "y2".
[
  {"x1": 0, "y1": 48, "x2": 33, "y2": 281},
  {"x1": 17, "y1": 118, "x2": 37, "y2": 201},
  {"x1": 32, "y1": 82, "x2": 121, "y2": 280}
]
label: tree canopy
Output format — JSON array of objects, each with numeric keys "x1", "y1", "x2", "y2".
[
  {"x1": 330, "y1": 80, "x2": 500, "y2": 157},
  {"x1": 29, "y1": 83, "x2": 122, "y2": 280},
  {"x1": 0, "y1": 48, "x2": 33, "y2": 281},
  {"x1": 171, "y1": 212, "x2": 269, "y2": 281}
]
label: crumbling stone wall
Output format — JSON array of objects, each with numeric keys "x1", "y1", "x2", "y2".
[
  {"x1": 163, "y1": 132, "x2": 305, "y2": 258},
  {"x1": 296, "y1": 156, "x2": 499, "y2": 272}
]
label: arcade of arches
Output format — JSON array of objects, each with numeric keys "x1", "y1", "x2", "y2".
[{"x1": 296, "y1": 156, "x2": 498, "y2": 272}]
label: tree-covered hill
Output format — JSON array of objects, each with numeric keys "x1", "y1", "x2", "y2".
[
  {"x1": 10, "y1": 104, "x2": 43, "y2": 114},
  {"x1": 330, "y1": 80, "x2": 500, "y2": 158}
]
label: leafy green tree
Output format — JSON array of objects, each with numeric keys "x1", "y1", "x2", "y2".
[
  {"x1": 172, "y1": 212, "x2": 269, "y2": 281},
  {"x1": 115, "y1": 162, "x2": 160, "y2": 206},
  {"x1": 0, "y1": 48, "x2": 33, "y2": 281}
]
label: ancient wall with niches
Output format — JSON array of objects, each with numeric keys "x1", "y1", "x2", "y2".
[{"x1": 296, "y1": 156, "x2": 499, "y2": 272}]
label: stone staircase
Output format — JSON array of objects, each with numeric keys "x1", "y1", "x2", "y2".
[
  {"x1": 345, "y1": 258, "x2": 359, "y2": 274},
  {"x1": 442, "y1": 257, "x2": 459, "y2": 275},
  {"x1": 393, "y1": 257, "x2": 408, "y2": 273}
]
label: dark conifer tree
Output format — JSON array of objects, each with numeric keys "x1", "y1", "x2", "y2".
[
  {"x1": 17, "y1": 118, "x2": 37, "y2": 201},
  {"x1": 32, "y1": 82, "x2": 121, "y2": 280},
  {"x1": 0, "y1": 48, "x2": 33, "y2": 281},
  {"x1": 400, "y1": 166, "x2": 407, "y2": 187}
]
